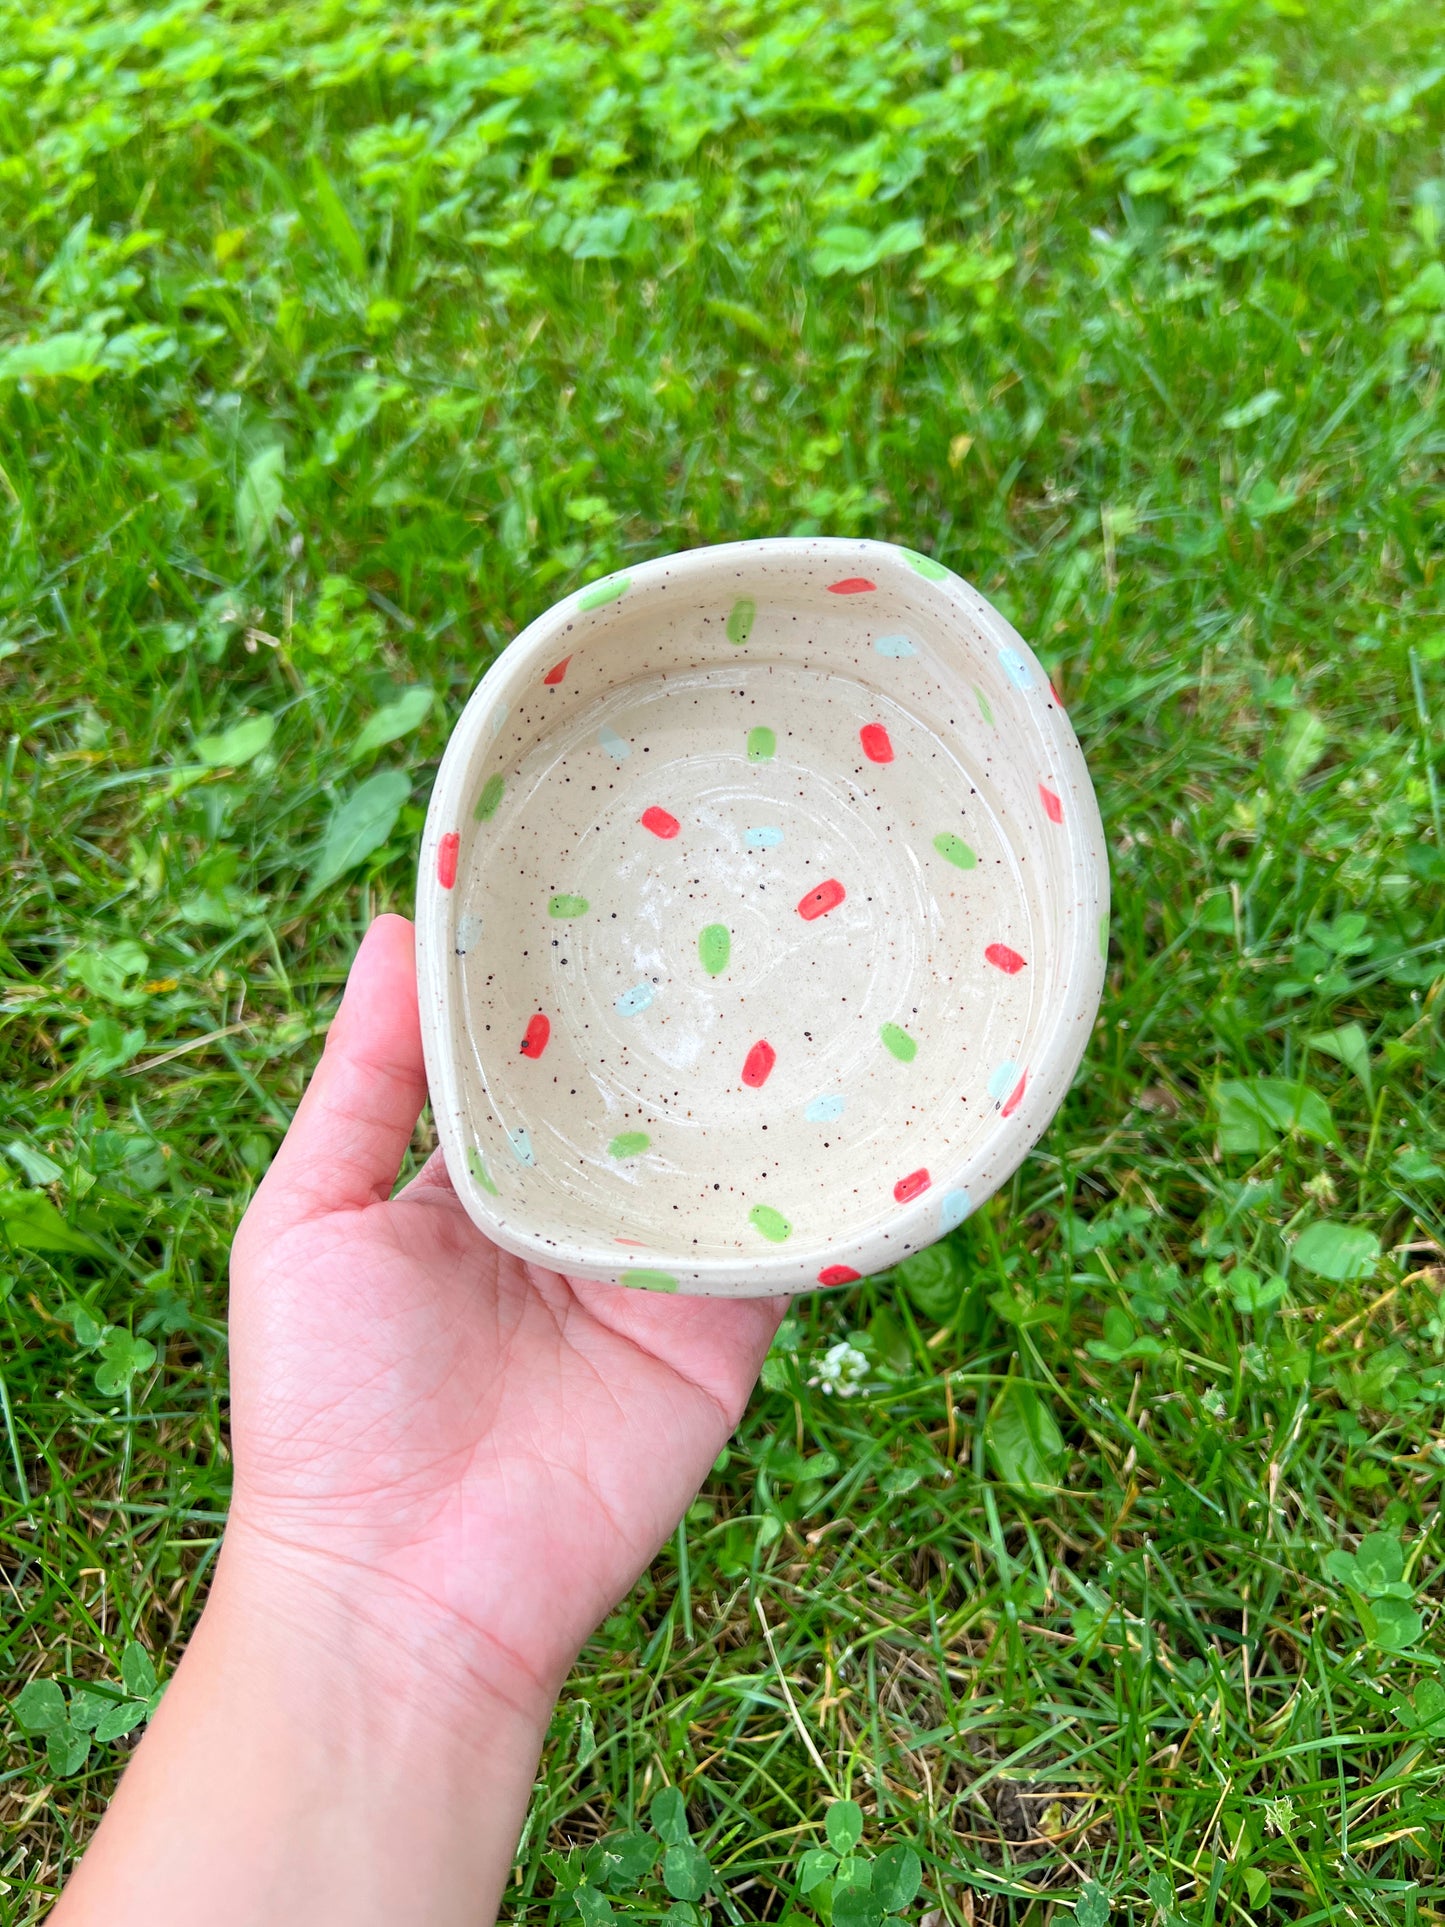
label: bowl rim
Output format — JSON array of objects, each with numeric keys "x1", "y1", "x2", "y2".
[{"x1": 417, "y1": 535, "x2": 1108, "y2": 1294}]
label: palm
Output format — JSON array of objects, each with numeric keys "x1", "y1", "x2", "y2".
[{"x1": 228, "y1": 917, "x2": 782, "y2": 1696}]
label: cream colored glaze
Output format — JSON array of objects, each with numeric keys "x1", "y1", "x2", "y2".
[{"x1": 417, "y1": 539, "x2": 1108, "y2": 1296}]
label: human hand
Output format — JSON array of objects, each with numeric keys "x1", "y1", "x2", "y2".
[
  {"x1": 56, "y1": 913, "x2": 784, "y2": 1927},
  {"x1": 227, "y1": 912, "x2": 786, "y2": 1714}
]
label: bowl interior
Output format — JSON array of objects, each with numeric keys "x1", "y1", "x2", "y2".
[{"x1": 425, "y1": 542, "x2": 1105, "y2": 1288}]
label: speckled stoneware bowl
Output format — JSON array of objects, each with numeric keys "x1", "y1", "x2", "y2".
[{"x1": 416, "y1": 537, "x2": 1108, "y2": 1297}]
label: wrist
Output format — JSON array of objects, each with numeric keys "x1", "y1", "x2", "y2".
[
  {"x1": 57, "y1": 1525, "x2": 556, "y2": 1926},
  {"x1": 209, "y1": 1518, "x2": 566, "y2": 1749}
]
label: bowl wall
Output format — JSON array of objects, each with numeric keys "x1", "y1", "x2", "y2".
[{"x1": 417, "y1": 538, "x2": 1108, "y2": 1295}]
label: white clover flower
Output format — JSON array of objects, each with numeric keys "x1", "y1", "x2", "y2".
[{"x1": 814, "y1": 1341, "x2": 870, "y2": 1397}]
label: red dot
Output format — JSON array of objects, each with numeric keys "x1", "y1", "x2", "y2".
[
  {"x1": 742, "y1": 1040, "x2": 776, "y2": 1088},
  {"x1": 1040, "y1": 784, "x2": 1063, "y2": 824},
  {"x1": 859, "y1": 723, "x2": 894, "y2": 763},
  {"x1": 985, "y1": 942, "x2": 1027, "y2": 974},
  {"x1": 543, "y1": 656, "x2": 571, "y2": 686},
  {"x1": 436, "y1": 832, "x2": 460, "y2": 890},
  {"x1": 893, "y1": 1168, "x2": 931, "y2": 1203},
  {"x1": 818, "y1": 1265, "x2": 861, "y2": 1287},
  {"x1": 1049, "y1": 680, "x2": 1065, "y2": 708},
  {"x1": 826, "y1": 577, "x2": 876, "y2": 594},
  {"x1": 797, "y1": 877, "x2": 846, "y2": 921},
  {"x1": 520, "y1": 1013, "x2": 550, "y2": 1059},
  {"x1": 1002, "y1": 1068, "x2": 1029, "y2": 1117},
  {"x1": 640, "y1": 806, "x2": 680, "y2": 838}
]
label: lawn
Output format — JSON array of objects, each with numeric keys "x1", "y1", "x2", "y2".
[{"x1": 2, "y1": 0, "x2": 1443, "y2": 1919}]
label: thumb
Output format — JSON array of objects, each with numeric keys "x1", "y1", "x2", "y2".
[{"x1": 248, "y1": 914, "x2": 429, "y2": 1231}]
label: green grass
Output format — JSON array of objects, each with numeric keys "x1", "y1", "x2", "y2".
[{"x1": 2, "y1": 0, "x2": 1444, "y2": 1919}]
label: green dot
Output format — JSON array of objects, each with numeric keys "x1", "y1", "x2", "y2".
[
  {"x1": 698, "y1": 923, "x2": 731, "y2": 975},
  {"x1": 577, "y1": 573, "x2": 630, "y2": 610},
  {"x1": 933, "y1": 832, "x2": 977, "y2": 870},
  {"x1": 747, "y1": 726, "x2": 776, "y2": 762},
  {"x1": 974, "y1": 684, "x2": 994, "y2": 726},
  {"x1": 629, "y1": 1268, "x2": 678, "y2": 1292},
  {"x1": 749, "y1": 1204, "x2": 792, "y2": 1243},
  {"x1": 549, "y1": 893, "x2": 589, "y2": 918},
  {"x1": 880, "y1": 1022, "x2": 917, "y2": 1063},
  {"x1": 899, "y1": 546, "x2": 949, "y2": 581},
  {"x1": 609, "y1": 1132, "x2": 651, "y2": 1158},
  {"x1": 726, "y1": 596, "x2": 756, "y2": 645},
  {"x1": 474, "y1": 772, "x2": 505, "y2": 821},
  {"x1": 466, "y1": 1147, "x2": 499, "y2": 1196}
]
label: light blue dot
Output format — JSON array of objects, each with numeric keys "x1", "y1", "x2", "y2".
[
  {"x1": 997, "y1": 646, "x2": 1035, "y2": 691},
  {"x1": 598, "y1": 725, "x2": 630, "y2": 760},
  {"x1": 987, "y1": 1059, "x2": 1021, "y2": 1102},
  {"x1": 938, "y1": 1188, "x2": 971, "y2": 1233},
  {"x1": 746, "y1": 825, "x2": 784, "y2": 849},
  {"x1": 615, "y1": 983, "x2": 654, "y2": 1016},
  {"x1": 508, "y1": 1127, "x2": 535, "y2": 1166},
  {"x1": 874, "y1": 633, "x2": 917, "y2": 658},
  {"x1": 454, "y1": 911, "x2": 483, "y2": 956},
  {"x1": 804, "y1": 1093, "x2": 846, "y2": 1123}
]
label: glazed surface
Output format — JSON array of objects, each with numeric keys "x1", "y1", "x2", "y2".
[
  {"x1": 417, "y1": 541, "x2": 1107, "y2": 1294},
  {"x1": 456, "y1": 657, "x2": 1038, "y2": 1258}
]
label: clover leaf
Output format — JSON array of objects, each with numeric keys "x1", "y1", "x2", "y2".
[
  {"x1": 47, "y1": 1723, "x2": 92, "y2": 1776},
  {"x1": 1325, "y1": 1536, "x2": 1423, "y2": 1650},
  {"x1": 649, "y1": 1787, "x2": 690, "y2": 1847},
  {"x1": 826, "y1": 1800, "x2": 865, "y2": 1855},
  {"x1": 1325, "y1": 1533, "x2": 1413, "y2": 1599},
  {"x1": 1365, "y1": 1596, "x2": 1424, "y2": 1652},
  {"x1": 1391, "y1": 1677, "x2": 1445, "y2": 1736},
  {"x1": 661, "y1": 1843, "x2": 711, "y2": 1903},
  {"x1": 9, "y1": 1643, "x2": 164, "y2": 1774},
  {"x1": 797, "y1": 1847, "x2": 838, "y2": 1894},
  {"x1": 94, "y1": 1328, "x2": 158, "y2": 1397},
  {"x1": 13, "y1": 1678, "x2": 67, "y2": 1733},
  {"x1": 1087, "y1": 1305, "x2": 1165, "y2": 1363}
]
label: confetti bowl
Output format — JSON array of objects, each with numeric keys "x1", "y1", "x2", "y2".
[{"x1": 417, "y1": 538, "x2": 1108, "y2": 1297}]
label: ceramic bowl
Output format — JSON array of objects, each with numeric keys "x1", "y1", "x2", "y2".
[{"x1": 416, "y1": 537, "x2": 1108, "y2": 1297}]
